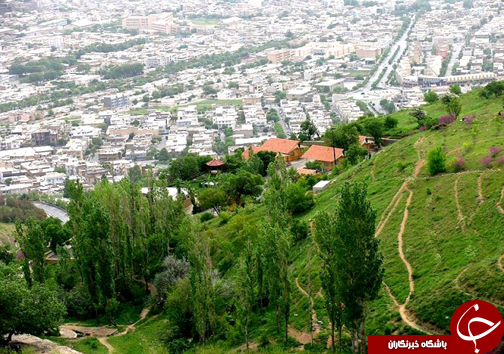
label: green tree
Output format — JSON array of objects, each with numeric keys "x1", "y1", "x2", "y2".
[
  {"x1": 286, "y1": 180, "x2": 314, "y2": 215},
  {"x1": 323, "y1": 124, "x2": 359, "y2": 151},
  {"x1": 188, "y1": 230, "x2": 216, "y2": 344},
  {"x1": 128, "y1": 165, "x2": 142, "y2": 184},
  {"x1": 424, "y1": 90, "x2": 439, "y2": 103},
  {"x1": 449, "y1": 85, "x2": 462, "y2": 95},
  {"x1": 221, "y1": 169, "x2": 264, "y2": 205},
  {"x1": 441, "y1": 94, "x2": 462, "y2": 117},
  {"x1": 266, "y1": 108, "x2": 279, "y2": 122},
  {"x1": 363, "y1": 118, "x2": 384, "y2": 147},
  {"x1": 427, "y1": 146, "x2": 447, "y2": 176},
  {"x1": 169, "y1": 154, "x2": 201, "y2": 181},
  {"x1": 384, "y1": 116, "x2": 398, "y2": 130},
  {"x1": 409, "y1": 108, "x2": 427, "y2": 127},
  {"x1": 299, "y1": 120, "x2": 318, "y2": 142},
  {"x1": 198, "y1": 188, "x2": 227, "y2": 214},
  {"x1": 235, "y1": 235, "x2": 255, "y2": 350},
  {"x1": 156, "y1": 147, "x2": 171, "y2": 162},
  {"x1": 0, "y1": 264, "x2": 65, "y2": 345},
  {"x1": 346, "y1": 144, "x2": 368, "y2": 165},
  {"x1": 15, "y1": 218, "x2": 47, "y2": 286},
  {"x1": 314, "y1": 213, "x2": 343, "y2": 352},
  {"x1": 316, "y1": 182, "x2": 383, "y2": 354}
]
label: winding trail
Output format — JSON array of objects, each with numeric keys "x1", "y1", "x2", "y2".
[
  {"x1": 454, "y1": 177, "x2": 466, "y2": 233},
  {"x1": 98, "y1": 337, "x2": 114, "y2": 353},
  {"x1": 496, "y1": 187, "x2": 504, "y2": 215},
  {"x1": 498, "y1": 254, "x2": 504, "y2": 273},
  {"x1": 382, "y1": 137, "x2": 436, "y2": 334},
  {"x1": 375, "y1": 149, "x2": 425, "y2": 238},
  {"x1": 61, "y1": 281, "x2": 157, "y2": 353},
  {"x1": 287, "y1": 278, "x2": 321, "y2": 346}
]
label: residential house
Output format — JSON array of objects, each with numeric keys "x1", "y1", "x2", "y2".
[{"x1": 301, "y1": 145, "x2": 344, "y2": 171}]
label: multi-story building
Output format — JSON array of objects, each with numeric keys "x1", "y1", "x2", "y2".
[{"x1": 103, "y1": 94, "x2": 130, "y2": 110}]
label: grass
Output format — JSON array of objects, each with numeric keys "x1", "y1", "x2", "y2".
[
  {"x1": 107, "y1": 314, "x2": 170, "y2": 353},
  {"x1": 191, "y1": 19, "x2": 220, "y2": 26},
  {"x1": 0, "y1": 223, "x2": 15, "y2": 246}
]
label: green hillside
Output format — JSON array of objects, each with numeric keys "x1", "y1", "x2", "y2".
[{"x1": 48, "y1": 87, "x2": 504, "y2": 353}]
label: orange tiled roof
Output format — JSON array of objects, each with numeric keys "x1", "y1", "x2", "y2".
[
  {"x1": 301, "y1": 145, "x2": 344, "y2": 163},
  {"x1": 242, "y1": 146, "x2": 262, "y2": 160},
  {"x1": 297, "y1": 168, "x2": 318, "y2": 176},
  {"x1": 259, "y1": 138, "x2": 300, "y2": 155},
  {"x1": 359, "y1": 135, "x2": 370, "y2": 144}
]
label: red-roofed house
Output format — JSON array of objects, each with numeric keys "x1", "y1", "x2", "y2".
[
  {"x1": 301, "y1": 145, "x2": 344, "y2": 171},
  {"x1": 243, "y1": 138, "x2": 303, "y2": 162},
  {"x1": 359, "y1": 136, "x2": 374, "y2": 152}
]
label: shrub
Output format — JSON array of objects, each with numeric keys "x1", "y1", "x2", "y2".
[
  {"x1": 497, "y1": 156, "x2": 504, "y2": 165},
  {"x1": 419, "y1": 125, "x2": 426, "y2": 131},
  {"x1": 427, "y1": 147, "x2": 447, "y2": 176},
  {"x1": 489, "y1": 146, "x2": 501, "y2": 157},
  {"x1": 219, "y1": 211, "x2": 231, "y2": 225},
  {"x1": 463, "y1": 141, "x2": 473, "y2": 153},
  {"x1": 290, "y1": 219, "x2": 310, "y2": 241},
  {"x1": 453, "y1": 154, "x2": 466, "y2": 172},
  {"x1": 384, "y1": 116, "x2": 398, "y2": 129},
  {"x1": 286, "y1": 182, "x2": 314, "y2": 215},
  {"x1": 480, "y1": 156, "x2": 492, "y2": 168},
  {"x1": 199, "y1": 212, "x2": 214, "y2": 222},
  {"x1": 438, "y1": 114, "x2": 456, "y2": 126},
  {"x1": 426, "y1": 188, "x2": 432, "y2": 195},
  {"x1": 463, "y1": 115, "x2": 474, "y2": 127}
]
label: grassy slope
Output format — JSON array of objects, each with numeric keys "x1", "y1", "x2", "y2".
[
  {"x1": 70, "y1": 88, "x2": 504, "y2": 353},
  {"x1": 0, "y1": 223, "x2": 16, "y2": 246}
]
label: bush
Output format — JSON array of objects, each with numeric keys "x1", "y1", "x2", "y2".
[
  {"x1": 489, "y1": 146, "x2": 501, "y2": 157},
  {"x1": 219, "y1": 211, "x2": 231, "y2": 225},
  {"x1": 480, "y1": 156, "x2": 492, "y2": 168},
  {"x1": 438, "y1": 114, "x2": 456, "y2": 126},
  {"x1": 200, "y1": 212, "x2": 214, "y2": 222},
  {"x1": 497, "y1": 156, "x2": 504, "y2": 165},
  {"x1": 427, "y1": 147, "x2": 447, "y2": 176},
  {"x1": 452, "y1": 154, "x2": 466, "y2": 172},
  {"x1": 384, "y1": 116, "x2": 398, "y2": 129},
  {"x1": 290, "y1": 219, "x2": 310, "y2": 241},
  {"x1": 286, "y1": 181, "x2": 314, "y2": 215},
  {"x1": 305, "y1": 160, "x2": 324, "y2": 171}
]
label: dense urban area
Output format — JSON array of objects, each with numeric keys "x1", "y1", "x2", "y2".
[{"x1": 0, "y1": 0, "x2": 504, "y2": 353}]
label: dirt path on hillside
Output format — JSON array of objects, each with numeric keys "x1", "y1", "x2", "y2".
[
  {"x1": 454, "y1": 177, "x2": 466, "y2": 233},
  {"x1": 498, "y1": 254, "x2": 504, "y2": 272},
  {"x1": 455, "y1": 267, "x2": 504, "y2": 305},
  {"x1": 375, "y1": 141, "x2": 425, "y2": 238},
  {"x1": 496, "y1": 187, "x2": 504, "y2": 215},
  {"x1": 396, "y1": 187, "x2": 416, "y2": 317},
  {"x1": 294, "y1": 278, "x2": 321, "y2": 336},
  {"x1": 98, "y1": 337, "x2": 115, "y2": 352},
  {"x1": 62, "y1": 281, "x2": 157, "y2": 353},
  {"x1": 382, "y1": 137, "x2": 436, "y2": 334}
]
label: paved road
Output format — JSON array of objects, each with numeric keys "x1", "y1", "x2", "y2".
[
  {"x1": 34, "y1": 202, "x2": 69, "y2": 223},
  {"x1": 349, "y1": 16, "x2": 415, "y2": 98},
  {"x1": 445, "y1": 43, "x2": 463, "y2": 77}
]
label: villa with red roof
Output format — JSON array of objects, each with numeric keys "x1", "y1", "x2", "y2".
[
  {"x1": 243, "y1": 138, "x2": 303, "y2": 162},
  {"x1": 301, "y1": 145, "x2": 345, "y2": 171}
]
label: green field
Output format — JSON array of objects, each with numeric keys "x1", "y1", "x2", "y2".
[{"x1": 191, "y1": 19, "x2": 221, "y2": 26}]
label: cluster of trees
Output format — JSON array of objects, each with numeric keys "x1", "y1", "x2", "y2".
[
  {"x1": 99, "y1": 63, "x2": 144, "y2": 80},
  {"x1": 75, "y1": 38, "x2": 146, "y2": 58},
  {"x1": 0, "y1": 196, "x2": 46, "y2": 223},
  {"x1": 9, "y1": 58, "x2": 66, "y2": 84}
]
